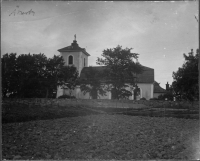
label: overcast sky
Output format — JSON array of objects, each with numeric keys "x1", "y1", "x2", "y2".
[{"x1": 2, "y1": 1, "x2": 199, "y2": 88}]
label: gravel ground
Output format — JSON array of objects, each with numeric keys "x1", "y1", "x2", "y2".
[{"x1": 2, "y1": 114, "x2": 200, "y2": 160}]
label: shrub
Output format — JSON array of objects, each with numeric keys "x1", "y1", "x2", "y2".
[
  {"x1": 150, "y1": 98, "x2": 158, "y2": 100},
  {"x1": 158, "y1": 92, "x2": 174, "y2": 101},
  {"x1": 140, "y1": 97, "x2": 146, "y2": 100},
  {"x1": 58, "y1": 95, "x2": 76, "y2": 99}
]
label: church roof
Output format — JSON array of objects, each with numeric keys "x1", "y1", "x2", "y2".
[
  {"x1": 58, "y1": 40, "x2": 90, "y2": 56},
  {"x1": 80, "y1": 66, "x2": 154, "y2": 83},
  {"x1": 136, "y1": 66, "x2": 154, "y2": 83},
  {"x1": 154, "y1": 81, "x2": 166, "y2": 93}
]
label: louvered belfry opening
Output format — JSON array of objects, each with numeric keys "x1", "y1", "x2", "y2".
[{"x1": 68, "y1": 55, "x2": 73, "y2": 65}]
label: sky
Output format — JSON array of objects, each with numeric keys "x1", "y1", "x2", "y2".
[{"x1": 1, "y1": 1, "x2": 199, "y2": 89}]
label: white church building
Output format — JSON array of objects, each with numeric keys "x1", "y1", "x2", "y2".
[{"x1": 57, "y1": 38, "x2": 166, "y2": 100}]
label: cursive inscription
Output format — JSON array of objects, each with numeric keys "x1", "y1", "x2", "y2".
[{"x1": 9, "y1": 6, "x2": 35, "y2": 16}]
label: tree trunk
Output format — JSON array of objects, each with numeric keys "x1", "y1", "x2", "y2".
[
  {"x1": 111, "y1": 87, "x2": 119, "y2": 100},
  {"x1": 3, "y1": 90, "x2": 7, "y2": 98},
  {"x1": 45, "y1": 88, "x2": 49, "y2": 98},
  {"x1": 55, "y1": 87, "x2": 58, "y2": 98},
  {"x1": 20, "y1": 90, "x2": 24, "y2": 98},
  {"x1": 69, "y1": 90, "x2": 72, "y2": 99}
]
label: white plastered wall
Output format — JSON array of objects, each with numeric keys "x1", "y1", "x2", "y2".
[
  {"x1": 93, "y1": 83, "x2": 154, "y2": 100},
  {"x1": 56, "y1": 50, "x2": 89, "y2": 98},
  {"x1": 56, "y1": 86, "x2": 64, "y2": 98},
  {"x1": 61, "y1": 51, "x2": 88, "y2": 76},
  {"x1": 137, "y1": 83, "x2": 154, "y2": 100}
]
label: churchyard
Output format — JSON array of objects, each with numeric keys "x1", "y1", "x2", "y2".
[{"x1": 2, "y1": 98, "x2": 200, "y2": 160}]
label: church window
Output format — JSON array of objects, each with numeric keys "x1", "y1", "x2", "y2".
[
  {"x1": 84, "y1": 58, "x2": 86, "y2": 67},
  {"x1": 68, "y1": 55, "x2": 73, "y2": 65}
]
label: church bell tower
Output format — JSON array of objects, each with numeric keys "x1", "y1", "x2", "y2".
[{"x1": 57, "y1": 35, "x2": 90, "y2": 75}]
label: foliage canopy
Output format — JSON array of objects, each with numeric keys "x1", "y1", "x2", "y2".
[
  {"x1": 2, "y1": 53, "x2": 78, "y2": 98},
  {"x1": 80, "y1": 66, "x2": 107, "y2": 99},
  {"x1": 96, "y1": 45, "x2": 144, "y2": 99},
  {"x1": 172, "y1": 49, "x2": 199, "y2": 101}
]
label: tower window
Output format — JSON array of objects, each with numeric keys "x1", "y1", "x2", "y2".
[{"x1": 68, "y1": 55, "x2": 73, "y2": 65}]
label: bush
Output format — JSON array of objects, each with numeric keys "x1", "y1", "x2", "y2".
[
  {"x1": 140, "y1": 97, "x2": 146, "y2": 100},
  {"x1": 58, "y1": 95, "x2": 76, "y2": 99},
  {"x1": 158, "y1": 92, "x2": 174, "y2": 101},
  {"x1": 150, "y1": 98, "x2": 159, "y2": 100}
]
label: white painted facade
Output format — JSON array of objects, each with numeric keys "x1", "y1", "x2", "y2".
[
  {"x1": 137, "y1": 83, "x2": 154, "y2": 100},
  {"x1": 60, "y1": 51, "x2": 88, "y2": 76},
  {"x1": 87, "y1": 83, "x2": 153, "y2": 100},
  {"x1": 58, "y1": 83, "x2": 153, "y2": 100},
  {"x1": 56, "y1": 39, "x2": 154, "y2": 100},
  {"x1": 57, "y1": 46, "x2": 89, "y2": 97}
]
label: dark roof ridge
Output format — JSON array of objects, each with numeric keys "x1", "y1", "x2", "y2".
[
  {"x1": 86, "y1": 65, "x2": 153, "y2": 70},
  {"x1": 58, "y1": 40, "x2": 90, "y2": 56},
  {"x1": 87, "y1": 65, "x2": 107, "y2": 68},
  {"x1": 154, "y1": 81, "x2": 160, "y2": 85},
  {"x1": 141, "y1": 65, "x2": 154, "y2": 70},
  {"x1": 154, "y1": 81, "x2": 166, "y2": 93}
]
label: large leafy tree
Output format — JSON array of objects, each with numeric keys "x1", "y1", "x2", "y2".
[
  {"x1": 31, "y1": 54, "x2": 48, "y2": 97},
  {"x1": 80, "y1": 66, "x2": 107, "y2": 99},
  {"x1": 15, "y1": 53, "x2": 47, "y2": 98},
  {"x1": 96, "y1": 45, "x2": 144, "y2": 99},
  {"x1": 58, "y1": 65, "x2": 79, "y2": 97},
  {"x1": 2, "y1": 53, "x2": 18, "y2": 98},
  {"x1": 44, "y1": 55, "x2": 65, "y2": 98},
  {"x1": 172, "y1": 49, "x2": 199, "y2": 101},
  {"x1": 2, "y1": 53, "x2": 78, "y2": 98}
]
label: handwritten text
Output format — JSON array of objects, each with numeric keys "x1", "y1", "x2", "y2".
[{"x1": 9, "y1": 6, "x2": 35, "y2": 16}]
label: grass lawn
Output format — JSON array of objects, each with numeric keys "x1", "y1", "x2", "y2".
[{"x1": 2, "y1": 103, "x2": 99, "y2": 123}]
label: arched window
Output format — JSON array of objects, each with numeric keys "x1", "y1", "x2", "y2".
[
  {"x1": 68, "y1": 55, "x2": 73, "y2": 65},
  {"x1": 84, "y1": 58, "x2": 86, "y2": 67}
]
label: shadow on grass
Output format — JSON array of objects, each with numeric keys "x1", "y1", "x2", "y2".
[
  {"x1": 89, "y1": 107, "x2": 199, "y2": 120},
  {"x1": 2, "y1": 104, "x2": 100, "y2": 124},
  {"x1": 3, "y1": 104, "x2": 199, "y2": 124}
]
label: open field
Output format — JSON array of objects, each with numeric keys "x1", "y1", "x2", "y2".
[
  {"x1": 2, "y1": 100, "x2": 99, "y2": 123},
  {"x1": 2, "y1": 114, "x2": 199, "y2": 160},
  {"x1": 2, "y1": 98, "x2": 200, "y2": 159}
]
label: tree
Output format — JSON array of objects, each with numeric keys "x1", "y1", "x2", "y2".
[
  {"x1": 172, "y1": 49, "x2": 199, "y2": 101},
  {"x1": 96, "y1": 45, "x2": 144, "y2": 100},
  {"x1": 158, "y1": 87, "x2": 174, "y2": 101},
  {"x1": 44, "y1": 55, "x2": 65, "y2": 98},
  {"x1": 2, "y1": 53, "x2": 18, "y2": 98},
  {"x1": 2, "y1": 53, "x2": 75, "y2": 98},
  {"x1": 80, "y1": 66, "x2": 107, "y2": 99},
  {"x1": 58, "y1": 65, "x2": 79, "y2": 97},
  {"x1": 15, "y1": 53, "x2": 48, "y2": 98},
  {"x1": 31, "y1": 53, "x2": 48, "y2": 97}
]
